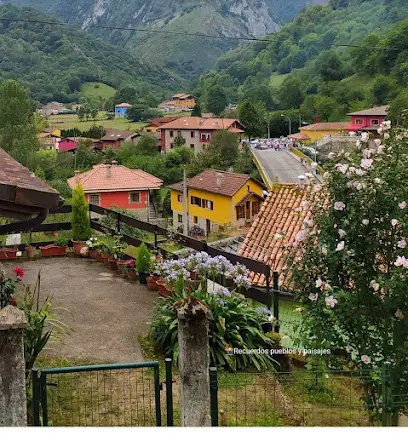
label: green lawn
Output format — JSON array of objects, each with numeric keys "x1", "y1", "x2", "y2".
[
  {"x1": 80, "y1": 82, "x2": 116, "y2": 104},
  {"x1": 48, "y1": 112, "x2": 147, "y2": 132}
]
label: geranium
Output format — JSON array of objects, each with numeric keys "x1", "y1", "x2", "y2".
[
  {"x1": 12, "y1": 267, "x2": 24, "y2": 278},
  {"x1": 399, "y1": 201, "x2": 407, "y2": 210},
  {"x1": 398, "y1": 239, "x2": 407, "y2": 249},
  {"x1": 361, "y1": 355, "x2": 371, "y2": 365},
  {"x1": 338, "y1": 229, "x2": 346, "y2": 238},
  {"x1": 360, "y1": 158, "x2": 373, "y2": 169},
  {"x1": 391, "y1": 219, "x2": 399, "y2": 227},
  {"x1": 336, "y1": 241, "x2": 345, "y2": 251},
  {"x1": 308, "y1": 293, "x2": 318, "y2": 302},
  {"x1": 334, "y1": 201, "x2": 346, "y2": 211}
]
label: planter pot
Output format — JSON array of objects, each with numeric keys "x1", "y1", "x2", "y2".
[
  {"x1": 40, "y1": 245, "x2": 67, "y2": 257},
  {"x1": 103, "y1": 255, "x2": 112, "y2": 266},
  {"x1": 139, "y1": 271, "x2": 148, "y2": 285},
  {"x1": 73, "y1": 241, "x2": 87, "y2": 256},
  {"x1": 25, "y1": 246, "x2": 36, "y2": 259},
  {"x1": 96, "y1": 250, "x2": 104, "y2": 262},
  {"x1": 117, "y1": 260, "x2": 127, "y2": 275},
  {"x1": 0, "y1": 248, "x2": 18, "y2": 260},
  {"x1": 109, "y1": 258, "x2": 118, "y2": 271},
  {"x1": 88, "y1": 249, "x2": 98, "y2": 259},
  {"x1": 147, "y1": 275, "x2": 159, "y2": 291},
  {"x1": 156, "y1": 280, "x2": 172, "y2": 297},
  {"x1": 126, "y1": 269, "x2": 138, "y2": 281}
]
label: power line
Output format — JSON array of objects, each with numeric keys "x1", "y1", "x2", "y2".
[{"x1": 0, "y1": 17, "x2": 401, "y2": 51}]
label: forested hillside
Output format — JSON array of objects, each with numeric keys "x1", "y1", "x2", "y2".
[
  {"x1": 197, "y1": 0, "x2": 408, "y2": 132},
  {"x1": 0, "y1": 5, "x2": 181, "y2": 103}
]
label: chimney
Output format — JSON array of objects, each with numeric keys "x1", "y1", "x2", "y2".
[
  {"x1": 297, "y1": 175, "x2": 306, "y2": 189},
  {"x1": 74, "y1": 170, "x2": 80, "y2": 184},
  {"x1": 216, "y1": 173, "x2": 225, "y2": 188},
  {"x1": 111, "y1": 160, "x2": 118, "y2": 165},
  {"x1": 106, "y1": 164, "x2": 112, "y2": 178}
]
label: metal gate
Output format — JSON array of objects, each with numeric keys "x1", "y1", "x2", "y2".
[{"x1": 32, "y1": 360, "x2": 174, "y2": 426}]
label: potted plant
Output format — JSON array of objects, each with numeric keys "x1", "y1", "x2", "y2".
[
  {"x1": 86, "y1": 237, "x2": 100, "y2": 259},
  {"x1": 71, "y1": 184, "x2": 91, "y2": 255},
  {"x1": 40, "y1": 235, "x2": 68, "y2": 257},
  {"x1": 125, "y1": 259, "x2": 138, "y2": 281},
  {"x1": 25, "y1": 231, "x2": 36, "y2": 259},
  {"x1": 146, "y1": 255, "x2": 163, "y2": 291},
  {"x1": 156, "y1": 279, "x2": 172, "y2": 297},
  {"x1": 114, "y1": 239, "x2": 128, "y2": 275},
  {"x1": 136, "y1": 242, "x2": 152, "y2": 285}
]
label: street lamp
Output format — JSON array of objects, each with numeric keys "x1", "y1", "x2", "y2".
[{"x1": 281, "y1": 114, "x2": 292, "y2": 136}]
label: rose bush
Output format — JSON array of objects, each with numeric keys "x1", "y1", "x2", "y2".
[{"x1": 287, "y1": 121, "x2": 408, "y2": 424}]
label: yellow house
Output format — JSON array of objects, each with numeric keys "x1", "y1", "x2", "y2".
[
  {"x1": 299, "y1": 122, "x2": 350, "y2": 144},
  {"x1": 170, "y1": 93, "x2": 196, "y2": 111},
  {"x1": 169, "y1": 169, "x2": 265, "y2": 236}
]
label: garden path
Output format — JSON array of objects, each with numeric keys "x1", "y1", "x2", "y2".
[{"x1": 3, "y1": 257, "x2": 158, "y2": 363}]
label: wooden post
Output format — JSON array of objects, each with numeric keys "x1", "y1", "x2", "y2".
[
  {"x1": 0, "y1": 306, "x2": 28, "y2": 426},
  {"x1": 176, "y1": 297, "x2": 211, "y2": 426}
]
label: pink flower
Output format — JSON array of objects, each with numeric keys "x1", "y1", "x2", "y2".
[
  {"x1": 334, "y1": 201, "x2": 346, "y2": 211},
  {"x1": 336, "y1": 241, "x2": 345, "y2": 251},
  {"x1": 370, "y1": 280, "x2": 380, "y2": 292},
  {"x1": 295, "y1": 229, "x2": 308, "y2": 243},
  {"x1": 308, "y1": 293, "x2": 318, "y2": 302},
  {"x1": 13, "y1": 267, "x2": 24, "y2": 278},
  {"x1": 360, "y1": 158, "x2": 373, "y2": 169},
  {"x1": 355, "y1": 168, "x2": 365, "y2": 176},
  {"x1": 335, "y1": 163, "x2": 348, "y2": 174},
  {"x1": 399, "y1": 201, "x2": 407, "y2": 210},
  {"x1": 391, "y1": 219, "x2": 399, "y2": 227},
  {"x1": 361, "y1": 355, "x2": 371, "y2": 365},
  {"x1": 398, "y1": 239, "x2": 407, "y2": 249},
  {"x1": 394, "y1": 256, "x2": 408, "y2": 268},
  {"x1": 315, "y1": 278, "x2": 323, "y2": 288},
  {"x1": 338, "y1": 229, "x2": 346, "y2": 238},
  {"x1": 325, "y1": 295, "x2": 338, "y2": 308}
]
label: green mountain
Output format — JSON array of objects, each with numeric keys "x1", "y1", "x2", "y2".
[
  {"x1": 0, "y1": 5, "x2": 181, "y2": 103},
  {"x1": 196, "y1": 0, "x2": 408, "y2": 129},
  {"x1": 1, "y1": 0, "x2": 328, "y2": 79}
]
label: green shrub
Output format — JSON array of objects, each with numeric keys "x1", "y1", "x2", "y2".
[
  {"x1": 149, "y1": 287, "x2": 275, "y2": 371},
  {"x1": 71, "y1": 183, "x2": 91, "y2": 241},
  {"x1": 54, "y1": 235, "x2": 69, "y2": 247},
  {"x1": 136, "y1": 242, "x2": 152, "y2": 273}
]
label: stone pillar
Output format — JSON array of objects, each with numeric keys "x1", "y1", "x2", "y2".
[
  {"x1": 0, "y1": 306, "x2": 28, "y2": 427},
  {"x1": 176, "y1": 297, "x2": 211, "y2": 426}
]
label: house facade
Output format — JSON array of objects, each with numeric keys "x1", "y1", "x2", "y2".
[
  {"x1": 346, "y1": 105, "x2": 389, "y2": 133},
  {"x1": 115, "y1": 103, "x2": 132, "y2": 118},
  {"x1": 67, "y1": 163, "x2": 163, "y2": 216},
  {"x1": 159, "y1": 117, "x2": 245, "y2": 154},
  {"x1": 169, "y1": 169, "x2": 264, "y2": 236},
  {"x1": 99, "y1": 129, "x2": 140, "y2": 150},
  {"x1": 299, "y1": 122, "x2": 350, "y2": 143},
  {"x1": 170, "y1": 94, "x2": 196, "y2": 111}
]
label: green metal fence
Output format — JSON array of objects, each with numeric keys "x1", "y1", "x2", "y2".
[
  {"x1": 209, "y1": 369, "x2": 384, "y2": 427},
  {"x1": 32, "y1": 361, "x2": 171, "y2": 427}
]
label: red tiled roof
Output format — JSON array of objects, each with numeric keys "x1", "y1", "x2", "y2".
[
  {"x1": 159, "y1": 117, "x2": 244, "y2": 131},
  {"x1": 115, "y1": 103, "x2": 132, "y2": 108},
  {"x1": 146, "y1": 117, "x2": 181, "y2": 128},
  {"x1": 288, "y1": 132, "x2": 310, "y2": 141},
  {"x1": 301, "y1": 122, "x2": 349, "y2": 131},
  {"x1": 67, "y1": 164, "x2": 163, "y2": 193},
  {"x1": 239, "y1": 184, "x2": 318, "y2": 287},
  {"x1": 347, "y1": 105, "x2": 389, "y2": 117},
  {"x1": 168, "y1": 169, "x2": 262, "y2": 197},
  {"x1": 100, "y1": 129, "x2": 139, "y2": 141}
]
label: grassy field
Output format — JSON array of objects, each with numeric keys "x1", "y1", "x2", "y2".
[
  {"x1": 48, "y1": 112, "x2": 146, "y2": 132},
  {"x1": 269, "y1": 73, "x2": 290, "y2": 88},
  {"x1": 80, "y1": 82, "x2": 116, "y2": 104}
]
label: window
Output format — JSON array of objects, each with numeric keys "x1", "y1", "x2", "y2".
[
  {"x1": 355, "y1": 119, "x2": 363, "y2": 125},
  {"x1": 247, "y1": 185, "x2": 250, "y2": 192},
  {"x1": 236, "y1": 205, "x2": 245, "y2": 220},
  {"x1": 177, "y1": 194, "x2": 183, "y2": 203},
  {"x1": 191, "y1": 196, "x2": 202, "y2": 207},
  {"x1": 191, "y1": 131, "x2": 195, "y2": 138},
  {"x1": 252, "y1": 201, "x2": 260, "y2": 216},
  {"x1": 193, "y1": 216, "x2": 198, "y2": 224},
  {"x1": 88, "y1": 194, "x2": 100, "y2": 205},
  {"x1": 371, "y1": 119, "x2": 379, "y2": 125},
  {"x1": 205, "y1": 200, "x2": 214, "y2": 210},
  {"x1": 170, "y1": 143, "x2": 174, "y2": 149},
  {"x1": 177, "y1": 131, "x2": 181, "y2": 136},
  {"x1": 190, "y1": 144, "x2": 195, "y2": 150},
  {"x1": 178, "y1": 214, "x2": 183, "y2": 223},
  {"x1": 170, "y1": 131, "x2": 174, "y2": 137},
  {"x1": 201, "y1": 133, "x2": 211, "y2": 141},
  {"x1": 129, "y1": 192, "x2": 141, "y2": 203}
]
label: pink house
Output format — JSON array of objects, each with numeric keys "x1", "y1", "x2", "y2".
[
  {"x1": 57, "y1": 138, "x2": 78, "y2": 152},
  {"x1": 346, "y1": 105, "x2": 389, "y2": 133}
]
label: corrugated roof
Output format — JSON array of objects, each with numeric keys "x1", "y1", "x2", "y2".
[
  {"x1": 67, "y1": 164, "x2": 163, "y2": 192},
  {"x1": 159, "y1": 117, "x2": 244, "y2": 131},
  {"x1": 168, "y1": 169, "x2": 262, "y2": 197},
  {"x1": 100, "y1": 129, "x2": 139, "y2": 141},
  {"x1": 300, "y1": 122, "x2": 349, "y2": 131},
  {"x1": 347, "y1": 105, "x2": 389, "y2": 117}
]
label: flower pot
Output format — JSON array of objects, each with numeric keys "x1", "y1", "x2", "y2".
[
  {"x1": 156, "y1": 280, "x2": 172, "y2": 297},
  {"x1": 25, "y1": 246, "x2": 36, "y2": 259},
  {"x1": 96, "y1": 250, "x2": 104, "y2": 262},
  {"x1": 126, "y1": 269, "x2": 138, "y2": 281},
  {"x1": 0, "y1": 248, "x2": 18, "y2": 260},
  {"x1": 40, "y1": 245, "x2": 67, "y2": 257},
  {"x1": 147, "y1": 275, "x2": 159, "y2": 291},
  {"x1": 73, "y1": 241, "x2": 87, "y2": 256},
  {"x1": 117, "y1": 260, "x2": 127, "y2": 275},
  {"x1": 103, "y1": 255, "x2": 112, "y2": 266},
  {"x1": 109, "y1": 258, "x2": 118, "y2": 271},
  {"x1": 139, "y1": 271, "x2": 148, "y2": 285},
  {"x1": 88, "y1": 249, "x2": 98, "y2": 259}
]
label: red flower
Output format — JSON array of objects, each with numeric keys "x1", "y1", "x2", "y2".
[
  {"x1": 13, "y1": 267, "x2": 24, "y2": 278},
  {"x1": 11, "y1": 297, "x2": 17, "y2": 307}
]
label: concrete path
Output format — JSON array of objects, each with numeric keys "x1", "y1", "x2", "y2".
[
  {"x1": 3, "y1": 257, "x2": 158, "y2": 363},
  {"x1": 252, "y1": 148, "x2": 309, "y2": 185}
]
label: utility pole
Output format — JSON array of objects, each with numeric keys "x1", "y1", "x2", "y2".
[{"x1": 183, "y1": 168, "x2": 188, "y2": 236}]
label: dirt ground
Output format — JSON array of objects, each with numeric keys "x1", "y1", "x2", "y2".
[{"x1": 2, "y1": 257, "x2": 158, "y2": 363}]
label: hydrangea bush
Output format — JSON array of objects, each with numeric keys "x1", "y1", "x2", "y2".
[{"x1": 287, "y1": 122, "x2": 408, "y2": 424}]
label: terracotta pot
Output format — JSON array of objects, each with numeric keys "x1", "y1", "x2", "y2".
[
  {"x1": 0, "y1": 248, "x2": 18, "y2": 260},
  {"x1": 109, "y1": 258, "x2": 118, "y2": 271},
  {"x1": 73, "y1": 241, "x2": 87, "y2": 256},
  {"x1": 103, "y1": 254, "x2": 112, "y2": 266},
  {"x1": 156, "y1": 280, "x2": 172, "y2": 297},
  {"x1": 88, "y1": 249, "x2": 98, "y2": 259},
  {"x1": 40, "y1": 245, "x2": 67, "y2": 257},
  {"x1": 147, "y1": 275, "x2": 159, "y2": 291},
  {"x1": 96, "y1": 250, "x2": 103, "y2": 262},
  {"x1": 126, "y1": 269, "x2": 138, "y2": 281},
  {"x1": 25, "y1": 246, "x2": 36, "y2": 259},
  {"x1": 117, "y1": 260, "x2": 127, "y2": 275}
]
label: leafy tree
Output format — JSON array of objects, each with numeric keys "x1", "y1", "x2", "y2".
[
  {"x1": 127, "y1": 104, "x2": 161, "y2": 122},
  {"x1": 278, "y1": 77, "x2": 305, "y2": 109},
  {"x1": 90, "y1": 107, "x2": 99, "y2": 121},
  {"x1": 174, "y1": 135, "x2": 186, "y2": 148},
  {"x1": 238, "y1": 100, "x2": 264, "y2": 140},
  {"x1": 387, "y1": 90, "x2": 408, "y2": 126},
  {"x1": 71, "y1": 183, "x2": 91, "y2": 241},
  {"x1": 205, "y1": 85, "x2": 228, "y2": 116},
  {"x1": 315, "y1": 95, "x2": 337, "y2": 122},
  {"x1": 135, "y1": 134, "x2": 159, "y2": 156},
  {"x1": 191, "y1": 102, "x2": 202, "y2": 117},
  {"x1": 371, "y1": 75, "x2": 397, "y2": 106},
  {"x1": 318, "y1": 51, "x2": 344, "y2": 82},
  {"x1": 75, "y1": 140, "x2": 101, "y2": 169},
  {"x1": 115, "y1": 86, "x2": 139, "y2": 105},
  {"x1": 0, "y1": 79, "x2": 38, "y2": 166},
  {"x1": 77, "y1": 106, "x2": 86, "y2": 122}
]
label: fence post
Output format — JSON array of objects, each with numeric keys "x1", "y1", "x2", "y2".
[
  {"x1": 165, "y1": 358, "x2": 174, "y2": 426},
  {"x1": 381, "y1": 364, "x2": 392, "y2": 426},
  {"x1": 176, "y1": 297, "x2": 211, "y2": 426},
  {"x1": 0, "y1": 306, "x2": 28, "y2": 426},
  {"x1": 273, "y1": 271, "x2": 280, "y2": 333},
  {"x1": 265, "y1": 266, "x2": 272, "y2": 311},
  {"x1": 32, "y1": 368, "x2": 40, "y2": 426},
  {"x1": 209, "y1": 367, "x2": 219, "y2": 427}
]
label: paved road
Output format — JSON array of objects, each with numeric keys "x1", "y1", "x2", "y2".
[{"x1": 252, "y1": 149, "x2": 308, "y2": 185}]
